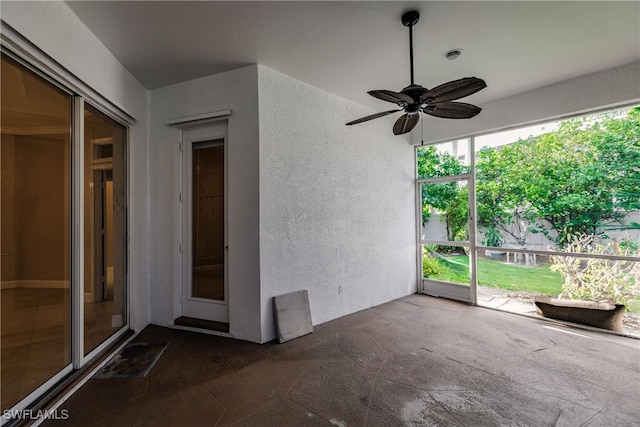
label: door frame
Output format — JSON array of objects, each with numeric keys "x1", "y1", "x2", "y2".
[
  {"x1": 178, "y1": 122, "x2": 229, "y2": 323},
  {"x1": 415, "y1": 137, "x2": 478, "y2": 305}
]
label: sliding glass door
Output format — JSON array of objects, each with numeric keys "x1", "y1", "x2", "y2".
[{"x1": 1, "y1": 53, "x2": 129, "y2": 413}]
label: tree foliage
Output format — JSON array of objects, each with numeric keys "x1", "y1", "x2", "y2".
[
  {"x1": 417, "y1": 146, "x2": 469, "y2": 241},
  {"x1": 476, "y1": 107, "x2": 640, "y2": 245},
  {"x1": 418, "y1": 107, "x2": 639, "y2": 247}
]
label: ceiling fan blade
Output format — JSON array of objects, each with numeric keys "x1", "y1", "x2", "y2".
[
  {"x1": 346, "y1": 109, "x2": 402, "y2": 126},
  {"x1": 420, "y1": 77, "x2": 487, "y2": 103},
  {"x1": 368, "y1": 90, "x2": 413, "y2": 105},
  {"x1": 392, "y1": 114, "x2": 419, "y2": 135},
  {"x1": 422, "y1": 102, "x2": 482, "y2": 119}
]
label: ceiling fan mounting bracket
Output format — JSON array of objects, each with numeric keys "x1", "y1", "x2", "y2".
[{"x1": 401, "y1": 10, "x2": 420, "y2": 27}]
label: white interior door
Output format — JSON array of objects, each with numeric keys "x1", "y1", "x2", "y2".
[{"x1": 181, "y1": 124, "x2": 228, "y2": 322}]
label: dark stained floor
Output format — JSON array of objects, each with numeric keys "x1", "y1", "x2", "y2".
[{"x1": 43, "y1": 294, "x2": 639, "y2": 426}]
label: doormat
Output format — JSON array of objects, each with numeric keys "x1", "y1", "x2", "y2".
[{"x1": 94, "y1": 342, "x2": 170, "y2": 379}]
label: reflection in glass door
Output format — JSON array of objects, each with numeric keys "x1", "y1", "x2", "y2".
[
  {"x1": 83, "y1": 104, "x2": 127, "y2": 355},
  {"x1": 1, "y1": 55, "x2": 72, "y2": 410},
  {"x1": 192, "y1": 142, "x2": 225, "y2": 301}
]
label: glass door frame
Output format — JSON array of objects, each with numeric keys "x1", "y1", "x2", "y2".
[
  {"x1": 180, "y1": 122, "x2": 229, "y2": 323},
  {"x1": 77, "y1": 99, "x2": 131, "y2": 366},
  {"x1": 415, "y1": 137, "x2": 478, "y2": 305}
]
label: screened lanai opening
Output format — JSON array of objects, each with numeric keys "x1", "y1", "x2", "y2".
[{"x1": 417, "y1": 106, "x2": 640, "y2": 337}]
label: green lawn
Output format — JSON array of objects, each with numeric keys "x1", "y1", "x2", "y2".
[
  {"x1": 424, "y1": 255, "x2": 564, "y2": 296},
  {"x1": 424, "y1": 254, "x2": 640, "y2": 315}
]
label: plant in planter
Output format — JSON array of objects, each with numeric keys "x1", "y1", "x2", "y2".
[
  {"x1": 482, "y1": 227, "x2": 505, "y2": 258},
  {"x1": 549, "y1": 234, "x2": 640, "y2": 306},
  {"x1": 539, "y1": 234, "x2": 640, "y2": 331}
]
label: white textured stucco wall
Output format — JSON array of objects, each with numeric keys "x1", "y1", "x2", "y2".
[
  {"x1": 7, "y1": 1, "x2": 636, "y2": 346},
  {"x1": 412, "y1": 61, "x2": 640, "y2": 145},
  {"x1": 257, "y1": 65, "x2": 417, "y2": 342},
  {"x1": 149, "y1": 65, "x2": 262, "y2": 343},
  {"x1": 1, "y1": 1, "x2": 150, "y2": 332}
]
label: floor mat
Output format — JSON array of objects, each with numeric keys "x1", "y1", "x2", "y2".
[{"x1": 94, "y1": 342, "x2": 170, "y2": 379}]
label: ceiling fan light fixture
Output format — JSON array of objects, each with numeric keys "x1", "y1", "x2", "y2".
[{"x1": 445, "y1": 49, "x2": 463, "y2": 60}]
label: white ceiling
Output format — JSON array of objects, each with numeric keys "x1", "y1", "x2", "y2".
[{"x1": 65, "y1": 1, "x2": 640, "y2": 110}]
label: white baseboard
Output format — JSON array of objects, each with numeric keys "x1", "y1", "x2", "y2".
[
  {"x1": 1, "y1": 280, "x2": 19, "y2": 290},
  {"x1": 1, "y1": 280, "x2": 70, "y2": 290}
]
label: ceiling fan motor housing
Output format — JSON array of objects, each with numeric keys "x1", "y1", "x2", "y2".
[
  {"x1": 401, "y1": 84, "x2": 428, "y2": 101},
  {"x1": 401, "y1": 84, "x2": 428, "y2": 114}
]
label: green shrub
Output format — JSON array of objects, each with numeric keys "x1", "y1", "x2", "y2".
[
  {"x1": 422, "y1": 256, "x2": 441, "y2": 277},
  {"x1": 482, "y1": 227, "x2": 504, "y2": 248}
]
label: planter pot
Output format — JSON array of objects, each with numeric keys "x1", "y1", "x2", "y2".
[
  {"x1": 485, "y1": 250, "x2": 506, "y2": 259},
  {"x1": 534, "y1": 296, "x2": 625, "y2": 332}
]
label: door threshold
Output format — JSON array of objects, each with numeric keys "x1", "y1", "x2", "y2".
[{"x1": 174, "y1": 316, "x2": 229, "y2": 333}]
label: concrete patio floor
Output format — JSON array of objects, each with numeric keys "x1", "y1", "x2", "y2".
[{"x1": 43, "y1": 294, "x2": 639, "y2": 426}]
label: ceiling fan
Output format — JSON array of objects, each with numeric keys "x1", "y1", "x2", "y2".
[{"x1": 346, "y1": 10, "x2": 487, "y2": 135}]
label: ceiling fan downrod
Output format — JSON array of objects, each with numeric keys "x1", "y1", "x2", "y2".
[{"x1": 402, "y1": 10, "x2": 420, "y2": 86}]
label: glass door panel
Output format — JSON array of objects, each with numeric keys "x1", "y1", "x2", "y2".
[
  {"x1": 83, "y1": 104, "x2": 127, "y2": 355},
  {"x1": 192, "y1": 141, "x2": 225, "y2": 301},
  {"x1": 1, "y1": 55, "x2": 72, "y2": 410}
]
